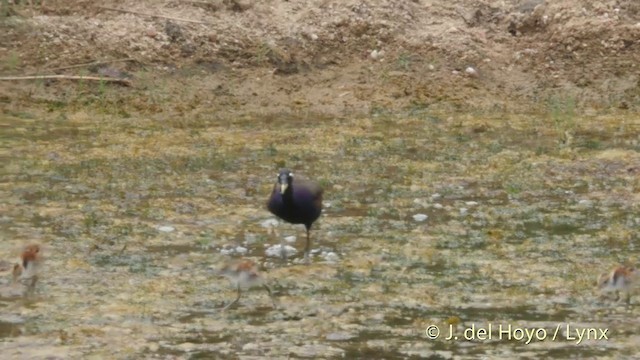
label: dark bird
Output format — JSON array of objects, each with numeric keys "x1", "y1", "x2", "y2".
[{"x1": 267, "y1": 169, "x2": 323, "y2": 262}]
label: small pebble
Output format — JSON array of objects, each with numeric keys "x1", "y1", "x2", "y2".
[
  {"x1": 370, "y1": 49, "x2": 384, "y2": 60},
  {"x1": 219, "y1": 246, "x2": 248, "y2": 255},
  {"x1": 158, "y1": 226, "x2": 175, "y2": 232},
  {"x1": 465, "y1": 66, "x2": 478, "y2": 77},
  {"x1": 326, "y1": 331, "x2": 357, "y2": 341},
  {"x1": 265, "y1": 244, "x2": 297, "y2": 258},
  {"x1": 322, "y1": 251, "x2": 340, "y2": 262},
  {"x1": 412, "y1": 214, "x2": 428, "y2": 222},
  {"x1": 260, "y1": 219, "x2": 279, "y2": 228},
  {"x1": 284, "y1": 235, "x2": 297, "y2": 243},
  {"x1": 146, "y1": 29, "x2": 158, "y2": 39}
]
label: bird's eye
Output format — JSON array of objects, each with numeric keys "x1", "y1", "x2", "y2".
[{"x1": 289, "y1": 173, "x2": 294, "y2": 177}]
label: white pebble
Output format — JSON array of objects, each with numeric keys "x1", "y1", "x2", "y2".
[
  {"x1": 413, "y1": 214, "x2": 428, "y2": 222},
  {"x1": 465, "y1": 66, "x2": 478, "y2": 77},
  {"x1": 219, "y1": 246, "x2": 248, "y2": 256},
  {"x1": 431, "y1": 193, "x2": 442, "y2": 199},
  {"x1": 243, "y1": 232, "x2": 258, "y2": 244},
  {"x1": 465, "y1": 201, "x2": 479, "y2": 206},
  {"x1": 260, "y1": 218, "x2": 279, "y2": 228},
  {"x1": 322, "y1": 251, "x2": 340, "y2": 262},
  {"x1": 310, "y1": 33, "x2": 318, "y2": 40},
  {"x1": 460, "y1": 208, "x2": 468, "y2": 215},
  {"x1": 370, "y1": 49, "x2": 383, "y2": 60},
  {"x1": 158, "y1": 225, "x2": 175, "y2": 232},
  {"x1": 578, "y1": 199, "x2": 592, "y2": 207},
  {"x1": 265, "y1": 244, "x2": 298, "y2": 258},
  {"x1": 284, "y1": 235, "x2": 297, "y2": 243},
  {"x1": 433, "y1": 203, "x2": 443, "y2": 209}
]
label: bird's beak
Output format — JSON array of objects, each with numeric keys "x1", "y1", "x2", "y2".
[{"x1": 280, "y1": 183, "x2": 288, "y2": 194}]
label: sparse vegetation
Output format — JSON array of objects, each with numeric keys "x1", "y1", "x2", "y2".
[{"x1": 2, "y1": 0, "x2": 640, "y2": 358}]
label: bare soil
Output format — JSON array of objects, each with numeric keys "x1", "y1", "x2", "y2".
[{"x1": 1, "y1": 0, "x2": 640, "y2": 115}]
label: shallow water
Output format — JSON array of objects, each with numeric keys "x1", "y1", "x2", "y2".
[{"x1": 1, "y1": 110, "x2": 639, "y2": 359}]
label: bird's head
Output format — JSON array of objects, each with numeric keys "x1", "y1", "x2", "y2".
[{"x1": 276, "y1": 169, "x2": 294, "y2": 194}]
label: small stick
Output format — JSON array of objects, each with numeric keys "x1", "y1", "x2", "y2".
[
  {"x1": 0, "y1": 75, "x2": 132, "y2": 86},
  {"x1": 180, "y1": 0, "x2": 221, "y2": 7},
  {"x1": 42, "y1": 58, "x2": 136, "y2": 73},
  {"x1": 97, "y1": 6, "x2": 212, "y2": 25},
  {"x1": 118, "y1": 244, "x2": 128, "y2": 256}
]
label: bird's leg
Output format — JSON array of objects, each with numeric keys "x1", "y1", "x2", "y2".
[
  {"x1": 280, "y1": 229, "x2": 288, "y2": 262},
  {"x1": 25, "y1": 275, "x2": 38, "y2": 296},
  {"x1": 272, "y1": 224, "x2": 287, "y2": 261},
  {"x1": 221, "y1": 283, "x2": 242, "y2": 311},
  {"x1": 29, "y1": 275, "x2": 38, "y2": 289},
  {"x1": 263, "y1": 283, "x2": 278, "y2": 309},
  {"x1": 303, "y1": 228, "x2": 311, "y2": 264}
]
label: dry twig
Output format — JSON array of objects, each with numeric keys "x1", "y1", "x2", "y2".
[
  {"x1": 0, "y1": 75, "x2": 132, "y2": 86},
  {"x1": 41, "y1": 58, "x2": 137, "y2": 73},
  {"x1": 97, "y1": 6, "x2": 212, "y2": 25}
]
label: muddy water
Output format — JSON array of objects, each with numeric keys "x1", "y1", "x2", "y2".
[{"x1": 1, "y1": 110, "x2": 639, "y2": 359}]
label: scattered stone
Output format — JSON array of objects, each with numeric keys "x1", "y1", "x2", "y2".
[
  {"x1": 465, "y1": 66, "x2": 478, "y2": 77},
  {"x1": 145, "y1": 29, "x2": 158, "y2": 39},
  {"x1": 289, "y1": 344, "x2": 345, "y2": 358},
  {"x1": 326, "y1": 331, "x2": 357, "y2": 341},
  {"x1": 265, "y1": 244, "x2": 297, "y2": 258},
  {"x1": 260, "y1": 219, "x2": 279, "y2": 228},
  {"x1": 322, "y1": 251, "x2": 340, "y2": 262},
  {"x1": 284, "y1": 235, "x2": 297, "y2": 243},
  {"x1": 578, "y1": 199, "x2": 593, "y2": 207},
  {"x1": 412, "y1": 213, "x2": 428, "y2": 222},
  {"x1": 370, "y1": 49, "x2": 385, "y2": 60},
  {"x1": 158, "y1": 225, "x2": 175, "y2": 233},
  {"x1": 220, "y1": 246, "x2": 248, "y2": 255}
]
